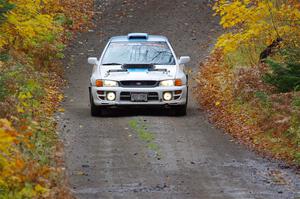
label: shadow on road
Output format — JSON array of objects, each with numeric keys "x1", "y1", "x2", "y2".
[{"x1": 96, "y1": 107, "x2": 187, "y2": 117}]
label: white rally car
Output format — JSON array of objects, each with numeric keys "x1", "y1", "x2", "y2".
[{"x1": 88, "y1": 33, "x2": 190, "y2": 116}]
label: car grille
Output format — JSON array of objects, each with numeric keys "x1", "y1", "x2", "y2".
[
  {"x1": 119, "y1": 80, "x2": 159, "y2": 88},
  {"x1": 120, "y1": 92, "x2": 159, "y2": 101}
]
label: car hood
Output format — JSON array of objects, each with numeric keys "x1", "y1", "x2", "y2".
[{"x1": 99, "y1": 65, "x2": 177, "y2": 81}]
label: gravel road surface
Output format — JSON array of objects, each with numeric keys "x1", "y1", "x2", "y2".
[{"x1": 59, "y1": 0, "x2": 300, "y2": 198}]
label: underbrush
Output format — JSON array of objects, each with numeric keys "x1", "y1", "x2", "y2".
[
  {"x1": 0, "y1": 0, "x2": 93, "y2": 198},
  {"x1": 196, "y1": 51, "x2": 300, "y2": 164},
  {"x1": 196, "y1": 0, "x2": 300, "y2": 165}
]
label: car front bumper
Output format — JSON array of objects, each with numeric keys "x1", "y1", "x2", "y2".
[{"x1": 90, "y1": 86, "x2": 187, "y2": 106}]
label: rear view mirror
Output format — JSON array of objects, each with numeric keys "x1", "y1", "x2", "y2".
[
  {"x1": 88, "y1": 57, "x2": 98, "y2": 65},
  {"x1": 178, "y1": 56, "x2": 191, "y2": 65}
]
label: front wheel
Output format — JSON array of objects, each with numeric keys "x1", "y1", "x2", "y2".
[
  {"x1": 173, "y1": 88, "x2": 188, "y2": 116},
  {"x1": 90, "y1": 100, "x2": 102, "y2": 117},
  {"x1": 173, "y1": 104, "x2": 187, "y2": 116}
]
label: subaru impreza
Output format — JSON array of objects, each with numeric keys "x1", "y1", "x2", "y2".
[{"x1": 88, "y1": 33, "x2": 190, "y2": 116}]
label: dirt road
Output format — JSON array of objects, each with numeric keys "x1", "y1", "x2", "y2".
[{"x1": 60, "y1": 0, "x2": 300, "y2": 198}]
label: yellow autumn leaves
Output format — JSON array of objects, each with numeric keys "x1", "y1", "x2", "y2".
[
  {"x1": 0, "y1": 0, "x2": 94, "y2": 198},
  {"x1": 0, "y1": 0, "x2": 62, "y2": 50},
  {"x1": 0, "y1": 120, "x2": 17, "y2": 181},
  {"x1": 197, "y1": 0, "x2": 300, "y2": 163},
  {"x1": 213, "y1": 0, "x2": 300, "y2": 56},
  {"x1": 0, "y1": 119, "x2": 52, "y2": 198}
]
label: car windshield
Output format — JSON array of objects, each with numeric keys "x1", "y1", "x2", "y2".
[{"x1": 101, "y1": 41, "x2": 175, "y2": 65}]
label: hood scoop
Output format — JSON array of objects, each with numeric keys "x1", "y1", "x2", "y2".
[
  {"x1": 122, "y1": 64, "x2": 168, "y2": 73},
  {"x1": 122, "y1": 64, "x2": 154, "y2": 72},
  {"x1": 105, "y1": 64, "x2": 169, "y2": 77}
]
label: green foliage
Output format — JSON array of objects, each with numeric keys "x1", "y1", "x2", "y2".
[
  {"x1": 54, "y1": 14, "x2": 67, "y2": 25},
  {"x1": 263, "y1": 59, "x2": 300, "y2": 92},
  {"x1": 0, "y1": 53, "x2": 9, "y2": 61},
  {"x1": 287, "y1": 113, "x2": 300, "y2": 147},
  {"x1": 292, "y1": 96, "x2": 300, "y2": 108},
  {"x1": 0, "y1": 75, "x2": 8, "y2": 101},
  {"x1": 0, "y1": 0, "x2": 14, "y2": 23},
  {"x1": 54, "y1": 14, "x2": 73, "y2": 27},
  {"x1": 224, "y1": 45, "x2": 263, "y2": 68},
  {"x1": 295, "y1": 152, "x2": 300, "y2": 164},
  {"x1": 255, "y1": 91, "x2": 269, "y2": 104},
  {"x1": 279, "y1": 48, "x2": 300, "y2": 63}
]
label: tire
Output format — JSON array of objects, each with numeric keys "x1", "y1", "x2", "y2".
[
  {"x1": 173, "y1": 88, "x2": 188, "y2": 116},
  {"x1": 90, "y1": 99, "x2": 102, "y2": 117},
  {"x1": 89, "y1": 88, "x2": 103, "y2": 117},
  {"x1": 173, "y1": 104, "x2": 187, "y2": 116}
]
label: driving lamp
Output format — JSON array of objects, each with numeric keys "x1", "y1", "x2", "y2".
[
  {"x1": 106, "y1": 92, "x2": 116, "y2": 101},
  {"x1": 163, "y1": 92, "x2": 172, "y2": 101}
]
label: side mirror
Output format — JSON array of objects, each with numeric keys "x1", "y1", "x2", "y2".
[
  {"x1": 88, "y1": 57, "x2": 98, "y2": 65},
  {"x1": 178, "y1": 56, "x2": 191, "y2": 65}
]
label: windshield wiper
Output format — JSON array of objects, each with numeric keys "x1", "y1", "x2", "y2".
[{"x1": 102, "y1": 63, "x2": 122, "y2": 65}]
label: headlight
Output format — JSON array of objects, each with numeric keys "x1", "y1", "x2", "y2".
[
  {"x1": 160, "y1": 79, "x2": 183, "y2": 87},
  {"x1": 103, "y1": 80, "x2": 118, "y2": 87},
  {"x1": 160, "y1": 80, "x2": 174, "y2": 87}
]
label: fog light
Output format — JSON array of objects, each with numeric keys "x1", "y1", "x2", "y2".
[
  {"x1": 163, "y1": 92, "x2": 172, "y2": 101},
  {"x1": 106, "y1": 92, "x2": 116, "y2": 101}
]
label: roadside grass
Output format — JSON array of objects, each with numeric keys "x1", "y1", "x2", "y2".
[{"x1": 129, "y1": 119, "x2": 161, "y2": 158}]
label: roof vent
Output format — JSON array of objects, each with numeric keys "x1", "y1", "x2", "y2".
[{"x1": 127, "y1": 33, "x2": 148, "y2": 40}]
